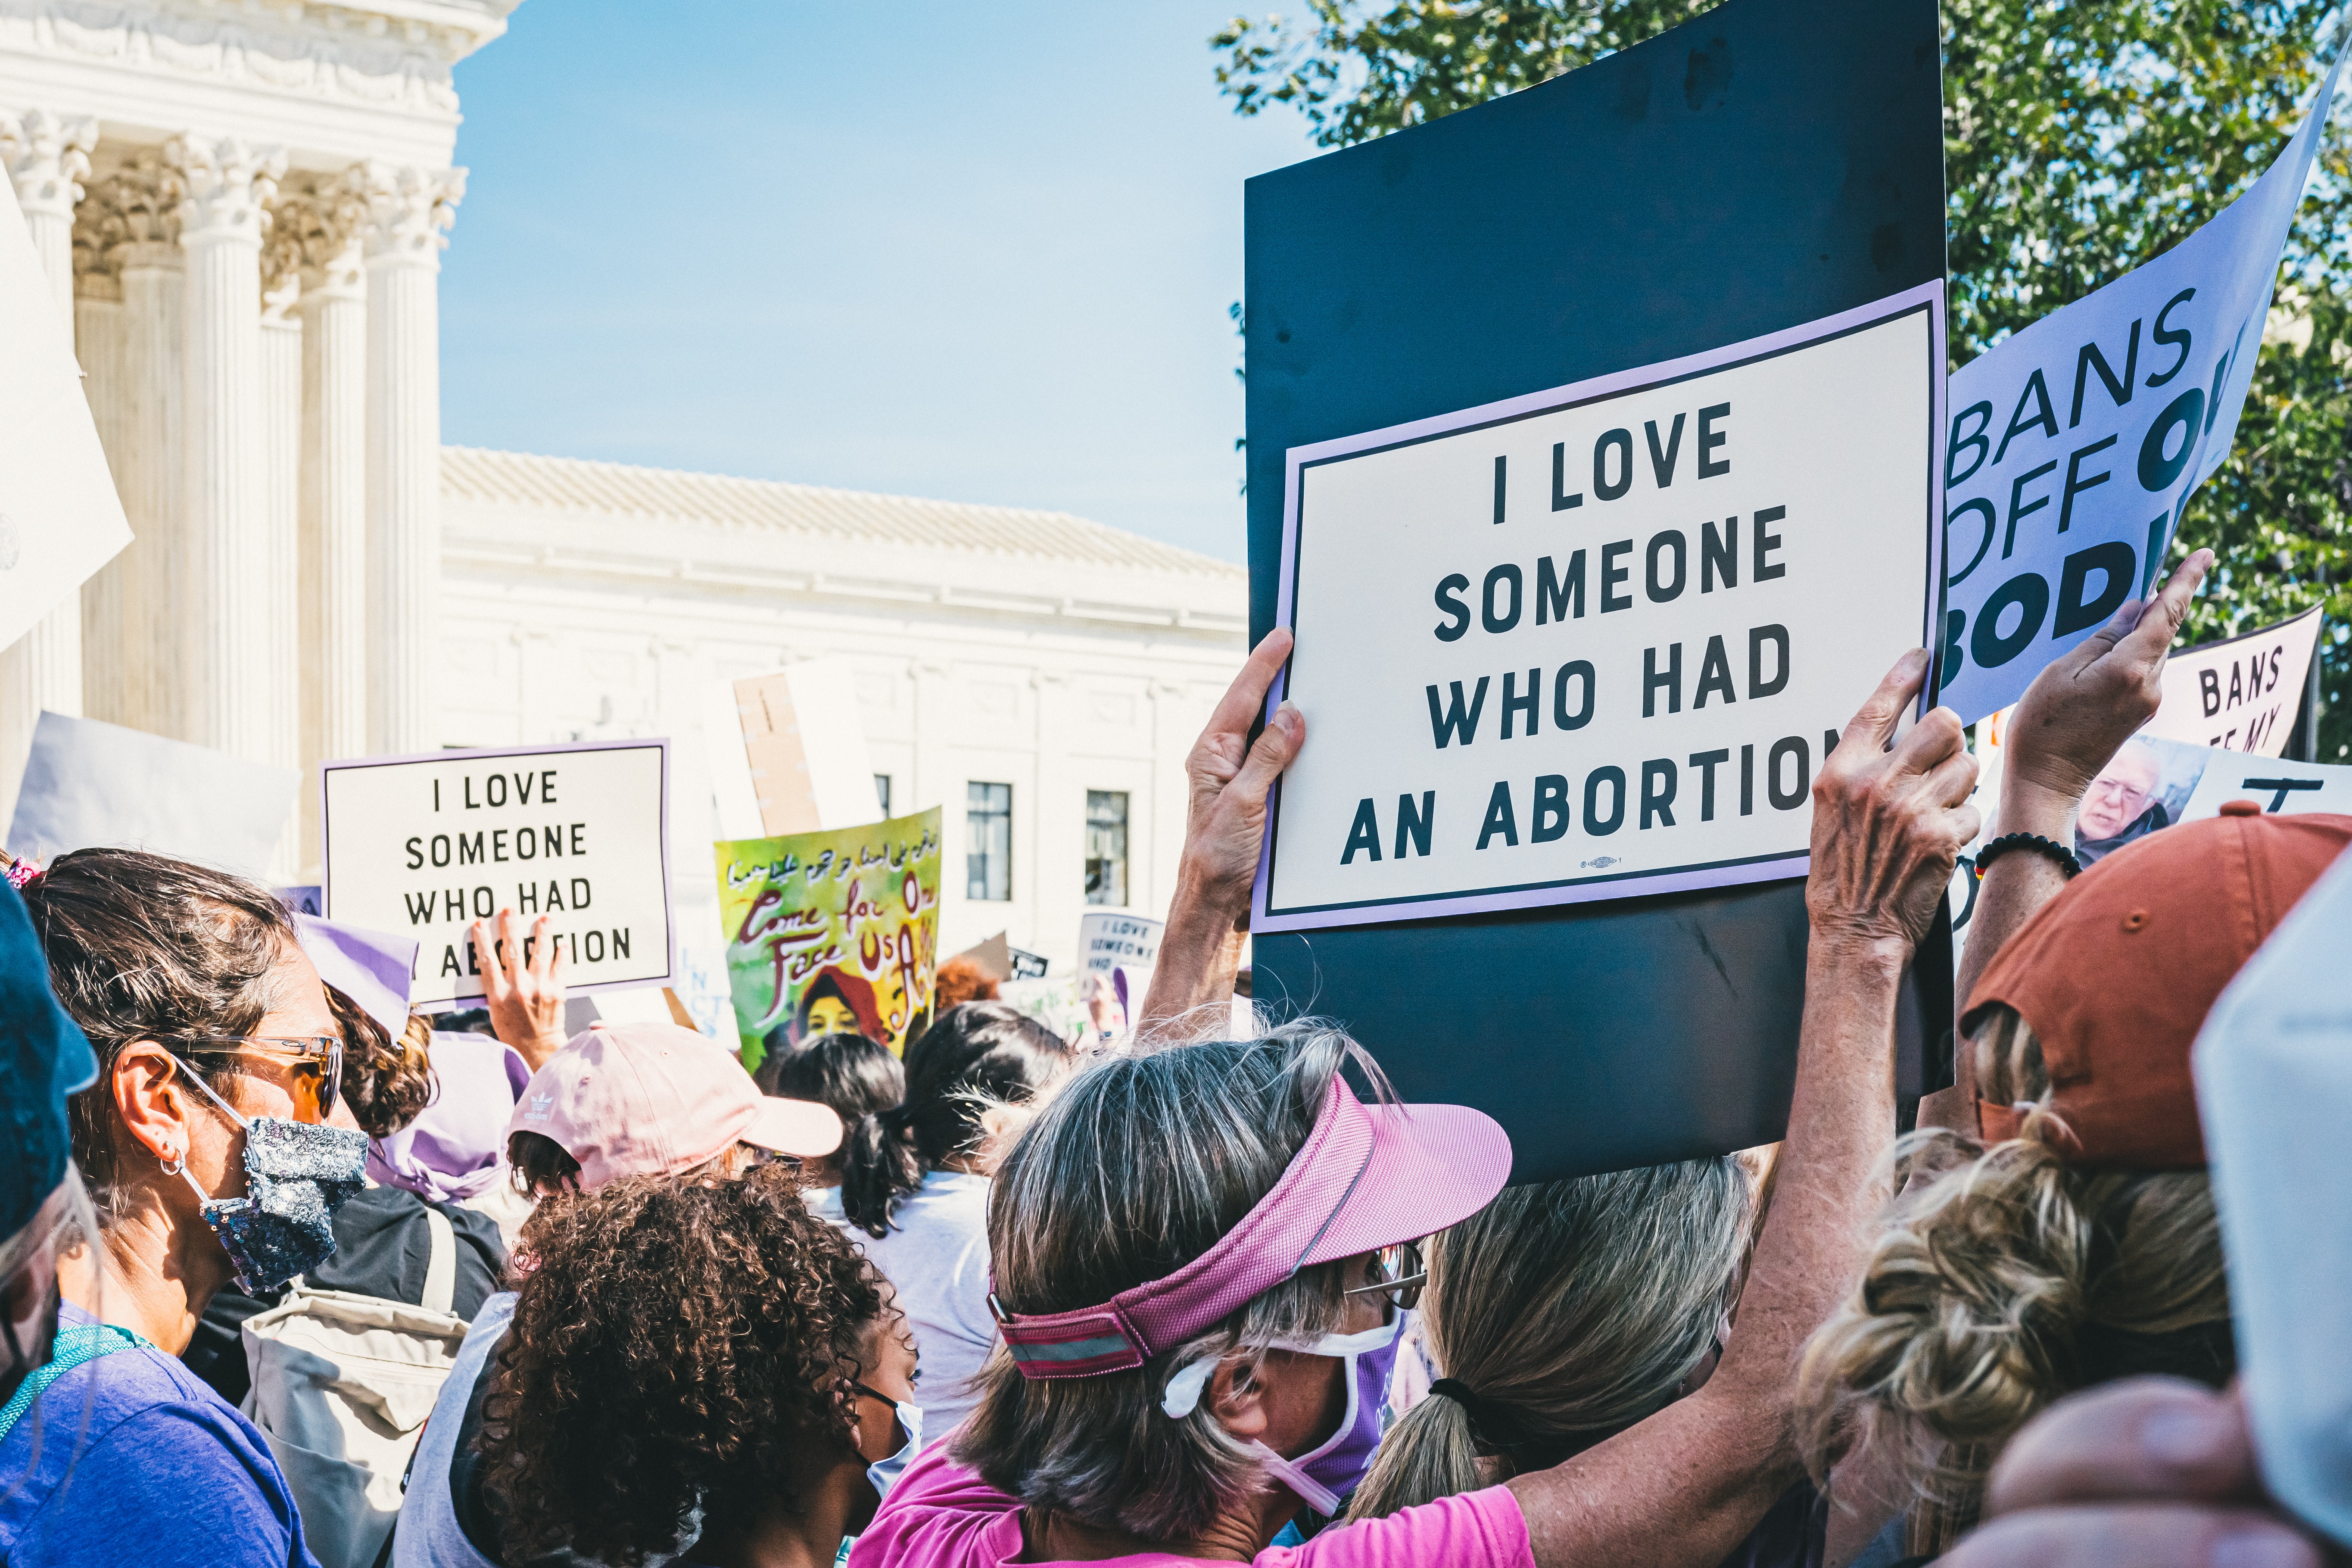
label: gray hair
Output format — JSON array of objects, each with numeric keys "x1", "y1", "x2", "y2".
[
  {"x1": 949, "y1": 1022, "x2": 1374, "y2": 1539},
  {"x1": 1348, "y1": 1157, "x2": 1758, "y2": 1519}
]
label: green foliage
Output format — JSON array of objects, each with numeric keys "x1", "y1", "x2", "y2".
[
  {"x1": 1211, "y1": 0, "x2": 1714, "y2": 145},
  {"x1": 1215, "y1": 0, "x2": 2352, "y2": 755}
]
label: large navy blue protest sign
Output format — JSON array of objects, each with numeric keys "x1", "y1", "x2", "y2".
[
  {"x1": 1245, "y1": 0, "x2": 1948, "y2": 1180},
  {"x1": 1939, "y1": 37, "x2": 2349, "y2": 724}
]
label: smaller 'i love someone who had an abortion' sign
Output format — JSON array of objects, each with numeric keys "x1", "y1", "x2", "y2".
[
  {"x1": 1253, "y1": 284, "x2": 1947, "y2": 932},
  {"x1": 322, "y1": 739, "x2": 675, "y2": 1004}
]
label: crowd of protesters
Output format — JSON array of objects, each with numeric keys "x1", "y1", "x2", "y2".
[{"x1": 0, "y1": 544, "x2": 2345, "y2": 1568}]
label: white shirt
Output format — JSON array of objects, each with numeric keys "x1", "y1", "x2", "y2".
[{"x1": 809, "y1": 1170, "x2": 997, "y2": 1443}]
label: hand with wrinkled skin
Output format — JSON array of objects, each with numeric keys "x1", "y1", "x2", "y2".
[
  {"x1": 2002, "y1": 549, "x2": 2214, "y2": 804},
  {"x1": 1805, "y1": 648, "x2": 1981, "y2": 956},
  {"x1": 1942, "y1": 1380, "x2": 2325, "y2": 1568},
  {"x1": 1503, "y1": 651, "x2": 1977, "y2": 1568},
  {"x1": 470, "y1": 906, "x2": 570, "y2": 1069},
  {"x1": 1175, "y1": 627, "x2": 1305, "y2": 925},
  {"x1": 1136, "y1": 629, "x2": 1305, "y2": 1038},
  {"x1": 1925, "y1": 549, "x2": 2216, "y2": 1126}
]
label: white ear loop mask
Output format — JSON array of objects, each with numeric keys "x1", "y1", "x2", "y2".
[{"x1": 1159, "y1": 1312, "x2": 1406, "y2": 1518}]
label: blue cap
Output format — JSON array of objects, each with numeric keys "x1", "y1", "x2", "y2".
[{"x1": 0, "y1": 877, "x2": 97, "y2": 1239}]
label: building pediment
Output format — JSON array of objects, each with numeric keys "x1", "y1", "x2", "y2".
[{"x1": 0, "y1": 0, "x2": 518, "y2": 167}]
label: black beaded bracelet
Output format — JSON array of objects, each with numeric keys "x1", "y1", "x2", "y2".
[{"x1": 1973, "y1": 831, "x2": 2081, "y2": 880}]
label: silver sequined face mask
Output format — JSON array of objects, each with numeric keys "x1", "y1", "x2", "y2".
[{"x1": 164, "y1": 1053, "x2": 367, "y2": 1294}]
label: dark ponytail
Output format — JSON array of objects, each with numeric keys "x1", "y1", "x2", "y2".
[
  {"x1": 837, "y1": 1002, "x2": 1075, "y2": 1238},
  {"x1": 840, "y1": 1103, "x2": 926, "y2": 1240}
]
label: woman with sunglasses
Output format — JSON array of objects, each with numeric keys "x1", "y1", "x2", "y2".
[
  {"x1": 4, "y1": 847, "x2": 371, "y2": 1568},
  {"x1": 847, "y1": 640, "x2": 1975, "y2": 1568},
  {"x1": 181, "y1": 919, "x2": 513, "y2": 1409}
]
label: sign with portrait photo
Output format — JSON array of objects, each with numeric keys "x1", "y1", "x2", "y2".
[{"x1": 715, "y1": 807, "x2": 944, "y2": 1069}]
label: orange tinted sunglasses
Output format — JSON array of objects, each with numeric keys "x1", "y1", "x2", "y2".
[{"x1": 171, "y1": 1035, "x2": 343, "y2": 1122}]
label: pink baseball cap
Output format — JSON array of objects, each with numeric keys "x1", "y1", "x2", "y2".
[
  {"x1": 506, "y1": 1021, "x2": 842, "y2": 1189},
  {"x1": 994, "y1": 1076, "x2": 1510, "y2": 1378}
]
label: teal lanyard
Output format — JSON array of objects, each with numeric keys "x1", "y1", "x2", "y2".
[{"x1": 0, "y1": 1324, "x2": 151, "y2": 1445}]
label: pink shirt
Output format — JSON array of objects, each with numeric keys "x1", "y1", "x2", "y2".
[{"x1": 847, "y1": 1443, "x2": 1536, "y2": 1568}]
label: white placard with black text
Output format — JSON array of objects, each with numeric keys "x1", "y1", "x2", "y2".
[
  {"x1": 1255, "y1": 284, "x2": 1944, "y2": 932},
  {"x1": 322, "y1": 740, "x2": 674, "y2": 1005},
  {"x1": 1078, "y1": 911, "x2": 1163, "y2": 976},
  {"x1": 2141, "y1": 606, "x2": 2322, "y2": 758}
]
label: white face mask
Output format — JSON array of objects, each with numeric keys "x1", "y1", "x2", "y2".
[
  {"x1": 863, "y1": 1391, "x2": 923, "y2": 1500},
  {"x1": 1160, "y1": 1312, "x2": 1407, "y2": 1518}
]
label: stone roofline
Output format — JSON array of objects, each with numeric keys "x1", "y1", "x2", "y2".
[{"x1": 439, "y1": 446, "x2": 1250, "y2": 643}]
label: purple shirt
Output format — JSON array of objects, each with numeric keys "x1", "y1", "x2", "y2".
[{"x1": 0, "y1": 1303, "x2": 319, "y2": 1568}]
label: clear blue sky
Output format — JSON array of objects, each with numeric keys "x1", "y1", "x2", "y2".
[{"x1": 443, "y1": 2, "x2": 1322, "y2": 565}]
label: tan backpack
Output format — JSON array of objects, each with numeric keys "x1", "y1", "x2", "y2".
[{"x1": 241, "y1": 1204, "x2": 474, "y2": 1568}]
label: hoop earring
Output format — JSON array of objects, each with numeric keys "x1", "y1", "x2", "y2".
[{"x1": 159, "y1": 1153, "x2": 187, "y2": 1178}]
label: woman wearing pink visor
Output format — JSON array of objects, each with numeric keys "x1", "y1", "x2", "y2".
[{"x1": 848, "y1": 633, "x2": 1981, "y2": 1568}]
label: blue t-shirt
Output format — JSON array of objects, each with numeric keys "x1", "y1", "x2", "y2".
[{"x1": 0, "y1": 1303, "x2": 319, "y2": 1568}]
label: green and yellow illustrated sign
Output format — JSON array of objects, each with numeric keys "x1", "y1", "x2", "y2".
[{"x1": 716, "y1": 807, "x2": 942, "y2": 1071}]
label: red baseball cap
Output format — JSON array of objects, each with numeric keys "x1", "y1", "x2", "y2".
[
  {"x1": 507, "y1": 1021, "x2": 842, "y2": 1189},
  {"x1": 1964, "y1": 804, "x2": 2352, "y2": 1167}
]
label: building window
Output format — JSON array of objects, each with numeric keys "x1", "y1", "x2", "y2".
[
  {"x1": 966, "y1": 782, "x2": 1012, "y2": 901},
  {"x1": 873, "y1": 774, "x2": 892, "y2": 816},
  {"x1": 1085, "y1": 790, "x2": 1129, "y2": 907}
]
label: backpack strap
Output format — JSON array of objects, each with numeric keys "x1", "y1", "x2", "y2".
[
  {"x1": 0, "y1": 1323, "x2": 152, "y2": 1445},
  {"x1": 421, "y1": 1204, "x2": 456, "y2": 1317}
]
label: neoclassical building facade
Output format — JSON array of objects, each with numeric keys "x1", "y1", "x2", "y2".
[
  {"x1": 438, "y1": 449, "x2": 1246, "y2": 974},
  {"x1": 0, "y1": 0, "x2": 1247, "y2": 974},
  {"x1": 0, "y1": 0, "x2": 486, "y2": 826}
]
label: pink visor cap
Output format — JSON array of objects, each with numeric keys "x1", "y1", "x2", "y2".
[
  {"x1": 507, "y1": 1021, "x2": 843, "y2": 1190},
  {"x1": 994, "y1": 1077, "x2": 1511, "y2": 1378}
]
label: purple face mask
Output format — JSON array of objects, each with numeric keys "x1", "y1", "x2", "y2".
[
  {"x1": 1251, "y1": 1312, "x2": 1405, "y2": 1515},
  {"x1": 1157, "y1": 1311, "x2": 1408, "y2": 1519}
]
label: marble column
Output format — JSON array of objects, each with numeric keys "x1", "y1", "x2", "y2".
[
  {"x1": 168, "y1": 133, "x2": 286, "y2": 760},
  {"x1": 0, "y1": 109, "x2": 96, "y2": 826},
  {"x1": 261, "y1": 260, "x2": 302, "y2": 707},
  {"x1": 71, "y1": 259, "x2": 127, "y2": 720},
  {"x1": 0, "y1": 110, "x2": 92, "y2": 315},
  {"x1": 355, "y1": 160, "x2": 464, "y2": 754},
  {"x1": 288, "y1": 185, "x2": 368, "y2": 867},
  {"x1": 260, "y1": 237, "x2": 302, "y2": 874},
  {"x1": 85, "y1": 155, "x2": 186, "y2": 736}
]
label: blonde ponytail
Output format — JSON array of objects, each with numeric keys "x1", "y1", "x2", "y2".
[{"x1": 1798, "y1": 1006, "x2": 2228, "y2": 1556}]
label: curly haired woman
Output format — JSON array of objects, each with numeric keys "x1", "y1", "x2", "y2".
[{"x1": 480, "y1": 1164, "x2": 919, "y2": 1568}]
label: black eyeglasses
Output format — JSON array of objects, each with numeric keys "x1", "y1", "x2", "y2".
[
  {"x1": 170, "y1": 1035, "x2": 344, "y2": 1122},
  {"x1": 1343, "y1": 1241, "x2": 1427, "y2": 1312}
]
